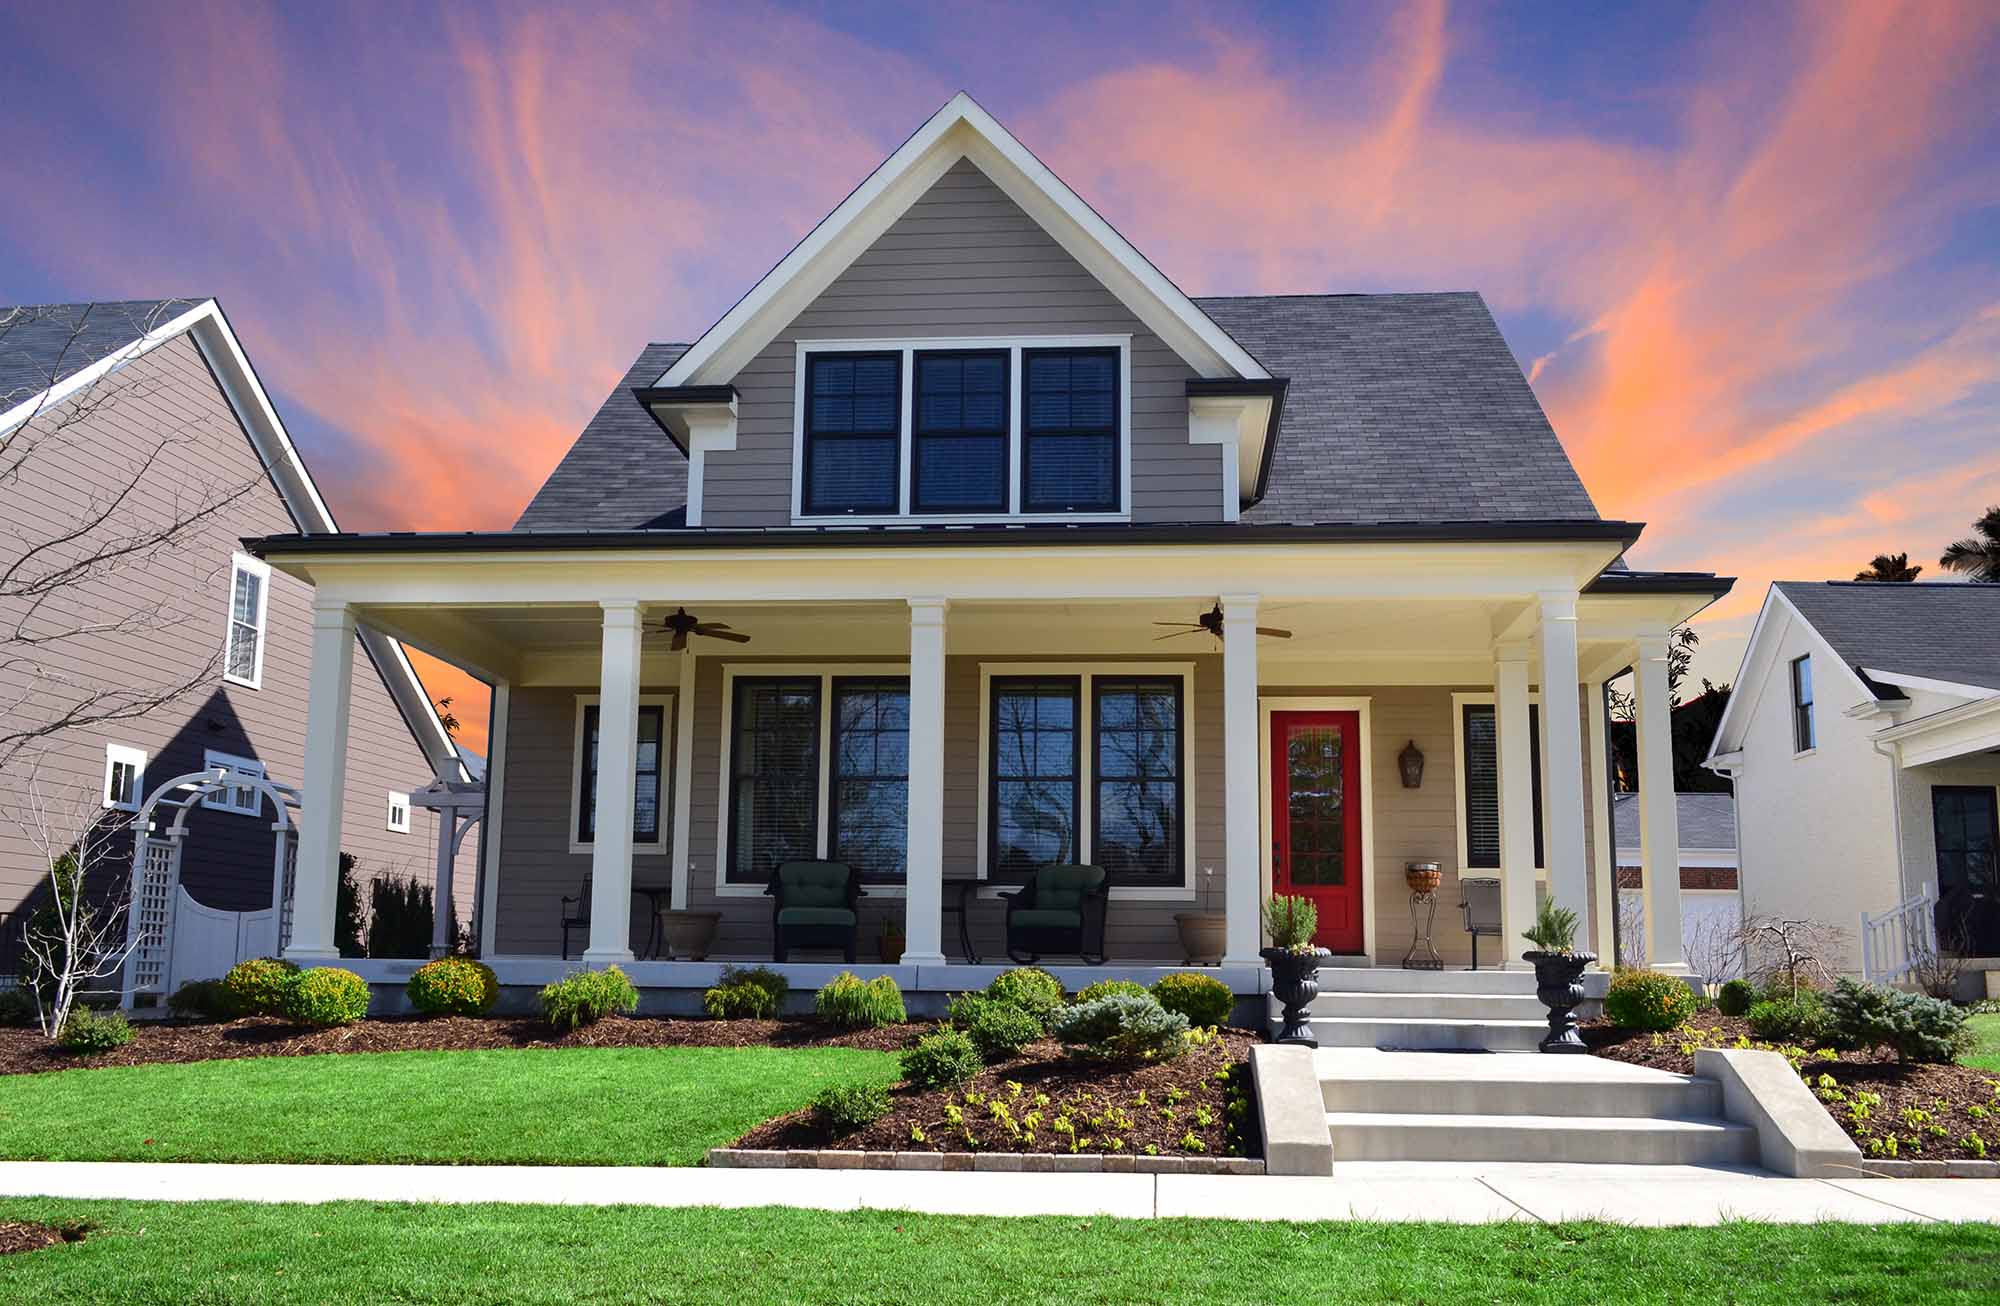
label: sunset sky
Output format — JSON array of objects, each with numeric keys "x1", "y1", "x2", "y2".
[{"x1": 5, "y1": 1, "x2": 1996, "y2": 757}]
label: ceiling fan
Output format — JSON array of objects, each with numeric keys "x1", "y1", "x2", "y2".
[
  {"x1": 659, "y1": 607, "x2": 751, "y2": 651},
  {"x1": 1153, "y1": 602, "x2": 1291, "y2": 643}
]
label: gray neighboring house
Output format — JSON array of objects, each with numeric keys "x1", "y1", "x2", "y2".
[{"x1": 0, "y1": 298, "x2": 471, "y2": 993}]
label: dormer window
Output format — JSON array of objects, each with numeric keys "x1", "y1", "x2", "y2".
[
  {"x1": 1023, "y1": 348, "x2": 1118, "y2": 514},
  {"x1": 802, "y1": 352, "x2": 901, "y2": 515},
  {"x1": 913, "y1": 351, "x2": 1008, "y2": 513}
]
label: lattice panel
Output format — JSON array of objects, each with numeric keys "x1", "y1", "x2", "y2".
[
  {"x1": 127, "y1": 837, "x2": 179, "y2": 994},
  {"x1": 277, "y1": 838, "x2": 297, "y2": 952}
]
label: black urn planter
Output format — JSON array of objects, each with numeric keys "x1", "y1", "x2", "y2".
[
  {"x1": 1262, "y1": 946, "x2": 1331, "y2": 1046},
  {"x1": 1524, "y1": 950, "x2": 1596, "y2": 1054}
]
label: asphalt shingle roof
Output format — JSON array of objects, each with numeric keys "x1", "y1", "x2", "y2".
[
  {"x1": 514, "y1": 344, "x2": 690, "y2": 530},
  {"x1": 1775, "y1": 581, "x2": 2000, "y2": 694},
  {"x1": 0, "y1": 299, "x2": 203, "y2": 407},
  {"x1": 1612, "y1": 792, "x2": 1736, "y2": 853}
]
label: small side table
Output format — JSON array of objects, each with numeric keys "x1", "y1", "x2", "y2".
[{"x1": 1402, "y1": 863, "x2": 1445, "y2": 970}]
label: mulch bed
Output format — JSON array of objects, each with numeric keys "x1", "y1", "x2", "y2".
[
  {"x1": 0, "y1": 1014, "x2": 923, "y2": 1077},
  {"x1": 735, "y1": 1029, "x2": 1257, "y2": 1160},
  {"x1": 1588, "y1": 1011, "x2": 2000, "y2": 1162},
  {"x1": 0, "y1": 1220, "x2": 85, "y2": 1256}
]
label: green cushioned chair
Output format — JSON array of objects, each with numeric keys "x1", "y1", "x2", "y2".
[
  {"x1": 1003, "y1": 863, "x2": 1109, "y2": 965},
  {"x1": 765, "y1": 860, "x2": 863, "y2": 962}
]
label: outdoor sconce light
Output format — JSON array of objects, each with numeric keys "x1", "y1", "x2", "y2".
[{"x1": 1398, "y1": 739, "x2": 1425, "y2": 789}]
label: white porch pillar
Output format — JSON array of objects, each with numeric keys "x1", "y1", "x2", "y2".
[
  {"x1": 584, "y1": 600, "x2": 643, "y2": 964},
  {"x1": 1537, "y1": 592, "x2": 1591, "y2": 928},
  {"x1": 1634, "y1": 632, "x2": 1689, "y2": 972},
  {"x1": 1585, "y1": 680, "x2": 1618, "y2": 963},
  {"x1": 287, "y1": 601, "x2": 354, "y2": 961},
  {"x1": 1494, "y1": 643, "x2": 1537, "y2": 968},
  {"x1": 429, "y1": 799, "x2": 456, "y2": 959},
  {"x1": 669, "y1": 646, "x2": 697, "y2": 911},
  {"x1": 1221, "y1": 594, "x2": 1262, "y2": 967},
  {"x1": 903, "y1": 598, "x2": 949, "y2": 967},
  {"x1": 475, "y1": 681, "x2": 509, "y2": 957}
]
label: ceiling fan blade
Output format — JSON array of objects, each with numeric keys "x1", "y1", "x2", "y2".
[
  {"x1": 702, "y1": 629, "x2": 752, "y2": 644},
  {"x1": 694, "y1": 621, "x2": 734, "y2": 633},
  {"x1": 1257, "y1": 627, "x2": 1293, "y2": 639},
  {"x1": 1151, "y1": 621, "x2": 1202, "y2": 629},
  {"x1": 669, "y1": 629, "x2": 687, "y2": 652},
  {"x1": 1153, "y1": 629, "x2": 1201, "y2": 641}
]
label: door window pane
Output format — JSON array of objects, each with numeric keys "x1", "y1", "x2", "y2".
[{"x1": 1284, "y1": 724, "x2": 1345, "y2": 886}]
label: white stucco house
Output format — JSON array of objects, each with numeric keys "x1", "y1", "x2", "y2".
[{"x1": 1706, "y1": 581, "x2": 2000, "y2": 989}]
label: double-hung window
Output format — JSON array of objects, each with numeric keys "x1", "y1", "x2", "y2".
[
  {"x1": 1790, "y1": 655, "x2": 1815, "y2": 752},
  {"x1": 201, "y1": 749, "x2": 265, "y2": 815},
  {"x1": 802, "y1": 353, "x2": 901, "y2": 515},
  {"x1": 989, "y1": 678, "x2": 1081, "y2": 877},
  {"x1": 575, "y1": 700, "x2": 668, "y2": 847},
  {"x1": 1459, "y1": 703, "x2": 1543, "y2": 870},
  {"x1": 224, "y1": 553, "x2": 270, "y2": 689},
  {"x1": 727, "y1": 678, "x2": 826, "y2": 882},
  {"x1": 103, "y1": 744, "x2": 147, "y2": 812},
  {"x1": 912, "y1": 351, "x2": 1008, "y2": 513},
  {"x1": 1091, "y1": 678, "x2": 1183, "y2": 880},
  {"x1": 829, "y1": 678, "x2": 911, "y2": 880},
  {"x1": 1022, "y1": 348, "x2": 1119, "y2": 513}
]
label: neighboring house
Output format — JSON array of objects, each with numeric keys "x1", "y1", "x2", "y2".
[
  {"x1": 1611, "y1": 792, "x2": 1741, "y2": 978},
  {"x1": 1706, "y1": 581, "x2": 2000, "y2": 987},
  {"x1": 0, "y1": 298, "x2": 472, "y2": 994},
  {"x1": 249, "y1": 95, "x2": 1730, "y2": 997}
]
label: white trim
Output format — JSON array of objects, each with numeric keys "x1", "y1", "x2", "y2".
[
  {"x1": 1449, "y1": 691, "x2": 1548, "y2": 877},
  {"x1": 1257, "y1": 695, "x2": 1376, "y2": 961},
  {"x1": 658, "y1": 93, "x2": 1266, "y2": 390},
  {"x1": 386, "y1": 790, "x2": 412, "y2": 834},
  {"x1": 223, "y1": 552, "x2": 271, "y2": 689},
  {"x1": 102, "y1": 743, "x2": 147, "y2": 812},
  {"x1": 973, "y1": 661, "x2": 1199, "y2": 901},
  {"x1": 200, "y1": 749, "x2": 266, "y2": 815},
  {"x1": 477, "y1": 682, "x2": 510, "y2": 957},
  {"x1": 1858, "y1": 668, "x2": 2000, "y2": 701},
  {"x1": 569, "y1": 692, "x2": 674, "y2": 856},
  {"x1": 789, "y1": 336, "x2": 1134, "y2": 525}
]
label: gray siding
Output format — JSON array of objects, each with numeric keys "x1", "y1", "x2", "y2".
[{"x1": 701, "y1": 157, "x2": 1223, "y2": 528}]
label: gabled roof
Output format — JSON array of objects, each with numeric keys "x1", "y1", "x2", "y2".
[
  {"x1": 658, "y1": 92, "x2": 1268, "y2": 388},
  {"x1": 0, "y1": 298, "x2": 464, "y2": 781},
  {"x1": 1774, "y1": 581, "x2": 2000, "y2": 695},
  {"x1": 1612, "y1": 792, "x2": 1736, "y2": 854},
  {"x1": 517, "y1": 343, "x2": 689, "y2": 530}
]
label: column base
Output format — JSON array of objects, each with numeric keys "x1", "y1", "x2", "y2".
[
  {"x1": 1221, "y1": 952, "x2": 1264, "y2": 970},
  {"x1": 581, "y1": 948, "x2": 635, "y2": 967},
  {"x1": 900, "y1": 951, "x2": 948, "y2": 969}
]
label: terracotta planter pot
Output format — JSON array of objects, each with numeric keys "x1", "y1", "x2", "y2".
[
  {"x1": 1404, "y1": 866, "x2": 1442, "y2": 895},
  {"x1": 1524, "y1": 950, "x2": 1596, "y2": 1053},
  {"x1": 1261, "y1": 946, "x2": 1331, "y2": 1046},
  {"x1": 879, "y1": 936, "x2": 905, "y2": 965},
  {"x1": 658, "y1": 910, "x2": 721, "y2": 961},
  {"x1": 1174, "y1": 913, "x2": 1226, "y2": 965}
]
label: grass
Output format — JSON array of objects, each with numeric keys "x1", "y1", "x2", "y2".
[
  {"x1": 0, "y1": 1046, "x2": 897, "y2": 1166},
  {"x1": 1964, "y1": 1013, "x2": 2000, "y2": 1072},
  {"x1": 0, "y1": 1200, "x2": 1996, "y2": 1303}
]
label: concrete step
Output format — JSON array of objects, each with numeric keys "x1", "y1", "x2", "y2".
[
  {"x1": 1308, "y1": 968, "x2": 1541, "y2": 995},
  {"x1": 1321, "y1": 1071, "x2": 1723, "y2": 1119},
  {"x1": 1279, "y1": 1016, "x2": 1550, "y2": 1051},
  {"x1": 1306, "y1": 991, "x2": 1548, "y2": 1021},
  {"x1": 1324, "y1": 1111, "x2": 1759, "y2": 1165}
]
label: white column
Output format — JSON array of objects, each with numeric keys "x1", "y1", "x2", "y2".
[
  {"x1": 429, "y1": 800, "x2": 456, "y2": 959},
  {"x1": 669, "y1": 647, "x2": 697, "y2": 911},
  {"x1": 475, "y1": 681, "x2": 509, "y2": 957},
  {"x1": 1585, "y1": 680, "x2": 1617, "y2": 963},
  {"x1": 1221, "y1": 594, "x2": 1263, "y2": 967},
  {"x1": 1634, "y1": 632, "x2": 1689, "y2": 972},
  {"x1": 287, "y1": 602, "x2": 354, "y2": 961},
  {"x1": 1537, "y1": 592, "x2": 1591, "y2": 927},
  {"x1": 903, "y1": 598, "x2": 949, "y2": 967},
  {"x1": 584, "y1": 600, "x2": 643, "y2": 964},
  {"x1": 1493, "y1": 643, "x2": 1537, "y2": 968}
]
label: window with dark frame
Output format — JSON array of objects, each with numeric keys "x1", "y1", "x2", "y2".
[
  {"x1": 912, "y1": 350, "x2": 1008, "y2": 513},
  {"x1": 1092, "y1": 677, "x2": 1182, "y2": 882},
  {"x1": 1790, "y1": 655, "x2": 1816, "y2": 752},
  {"x1": 829, "y1": 678, "x2": 911, "y2": 881},
  {"x1": 802, "y1": 352, "x2": 901, "y2": 515},
  {"x1": 578, "y1": 703, "x2": 666, "y2": 845},
  {"x1": 1021, "y1": 348, "x2": 1119, "y2": 513},
  {"x1": 1461, "y1": 703, "x2": 1543, "y2": 869},
  {"x1": 989, "y1": 677, "x2": 1080, "y2": 878},
  {"x1": 727, "y1": 678, "x2": 823, "y2": 883}
]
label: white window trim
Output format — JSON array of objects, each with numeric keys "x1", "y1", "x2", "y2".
[
  {"x1": 1257, "y1": 695, "x2": 1376, "y2": 963},
  {"x1": 570, "y1": 692, "x2": 675, "y2": 856},
  {"x1": 714, "y1": 663, "x2": 912, "y2": 898},
  {"x1": 789, "y1": 335, "x2": 1133, "y2": 526},
  {"x1": 201, "y1": 749, "x2": 265, "y2": 815},
  {"x1": 975, "y1": 661, "x2": 1198, "y2": 902},
  {"x1": 386, "y1": 790, "x2": 412, "y2": 834},
  {"x1": 1450, "y1": 692, "x2": 1549, "y2": 879},
  {"x1": 1790, "y1": 654, "x2": 1817, "y2": 757},
  {"x1": 103, "y1": 743, "x2": 148, "y2": 812},
  {"x1": 223, "y1": 552, "x2": 271, "y2": 690}
]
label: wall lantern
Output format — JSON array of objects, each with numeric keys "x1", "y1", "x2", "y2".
[{"x1": 1398, "y1": 739, "x2": 1425, "y2": 789}]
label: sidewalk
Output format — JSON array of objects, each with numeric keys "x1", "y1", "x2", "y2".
[{"x1": 3, "y1": 1160, "x2": 2000, "y2": 1225}]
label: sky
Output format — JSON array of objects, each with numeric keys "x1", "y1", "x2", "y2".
[{"x1": 4, "y1": 0, "x2": 1997, "y2": 757}]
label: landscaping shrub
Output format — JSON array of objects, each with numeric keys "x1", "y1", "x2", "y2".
[
  {"x1": 220, "y1": 957, "x2": 301, "y2": 1017},
  {"x1": 810, "y1": 1082, "x2": 891, "y2": 1133},
  {"x1": 57, "y1": 1008, "x2": 132, "y2": 1054},
  {"x1": 406, "y1": 956, "x2": 498, "y2": 1016},
  {"x1": 1823, "y1": 977, "x2": 1972, "y2": 1064},
  {"x1": 166, "y1": 979, "x2": 228, "y2": 1021},
  {"x1": 814, "y1": 972, "x2": 907, "y2": 1029},
  {"x1": 283, "y1": 967, "x2": 371, "y2": 1027},
  {"x1": 1716, "y1": 977, "x2": 1757, "y2": 1017},
  {"x1": 1151, "y1": 972, "x2": 1235, "y2": 1028},
  {"x1": 985, "y1": 967, "x2": 1065, "y2": 1030},
  {"x1": 1052, "y1": 992, "x2": 1189, "y2": 1062},
  {"x1": 540, "y1": 967, "x2": 640, "y2": 1031},
  {"x1": 366, "y1": 874, "x2": 433, "y2": 959},
  {"x1": 1604, "y1": 969, "x2": 1698, "y2": 1031},
  {"x1": 943, "y1": 991, "x2": 991, "y2": 1029},
  {"x1": 1746, "y1": 991, "x2": 1830, "y2": 1045},
  {"x1": 1076, "y1": 978, "x2": 1149, "y2": 1004},
  {"x1": 0, "y1": 986, "x2": 38, "y2": 1027},
  {"x1": 964, "y1": 998, "x2": 1041, "y2": 1062},
  {"x1": 900, "y1": 1026, "x2": 983, "y2": 1088},
  {"x1": 703, "y1": 982, "x2": 777, "y2": 1019},
  {"x1": 722, "y1": 965, "x2": 790, "y2": 1008}
]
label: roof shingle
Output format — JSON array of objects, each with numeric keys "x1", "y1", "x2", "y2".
[
  {"x1": 1775, "y1": 581, "x2": 2000, "y2": 693},
  {"x1": 0, "y1": 299, "x2": 204, "y2": 409}
]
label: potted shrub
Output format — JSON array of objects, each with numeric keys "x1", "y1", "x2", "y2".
[
  {"x1": 1521, "y1": 898, "x2": 1595, "y2": 1054},
  {"x1": 878, "y1": 918, "x2": 905, "y2": 965},
  {"x1": 1260, "y1": 895, "x2": 1329, "y2": 1046}
]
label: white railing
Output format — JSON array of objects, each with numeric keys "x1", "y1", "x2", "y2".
[{"x1": 1861, "y1": 885, "x2": 1938, "y2": 986}]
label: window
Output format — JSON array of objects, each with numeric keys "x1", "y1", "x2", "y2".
[
  {"x1": 103, "y1": 744, "x2": 147, "y2": 812},
  {"x1": 386, "y1": 791, "x2": 411, "y2": 834},
  {"x1": 727, "y1": 678, "x2": 824, "y2": 882},
  {"x1": 912, "y1": 350, "x2": 1008, "y2": 513},
  {"x1": 1022, "y1": 348, "x2": 1119, "y2": 513},
  {"x1": 224, "y1": 553, "x2": 270, "y2": 688},
  {"x1": 802, "y1": 352, "x2": 901, "y2": 515},
  {"x1": 1092, "y1": 678, "x2": 1182, "y2": 882},
  {"x1": 574, "y1": 699, "x2": 668, "y2": 847},
  {"x1": 990, "y1": 678, "x2": 1081, "y2": 877},
  {"x1": 201, "y1": 750, "x2": 265, "y2": 815},
  {"x1": 830, "y1": 678, "x2": 910, "y2": 880},
  {"x1": 1790, "y1": 655, "x2": 1815, "y2": 752},
  {"x1": 1460, "y1": 704, "x2": 1542, "y2": 870}
]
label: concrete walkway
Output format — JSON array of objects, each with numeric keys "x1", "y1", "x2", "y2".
[{"x1": 2, "y1": 1160, "x2": 1999, "y2": 1225}]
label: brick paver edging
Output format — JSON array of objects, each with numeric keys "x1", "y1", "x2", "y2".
[
  {"x1": 1856, "y1": 1159, "x2": 2000, "y2": 1178},
  {"x1": 707, "y1": 1148, "x2": 1264, "y2": 1175}
]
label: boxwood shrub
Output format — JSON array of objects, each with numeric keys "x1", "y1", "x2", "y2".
[
  {"x1": 985, "y1": 967, "x2": 1065, "y2": 1030},
  {"x1": 407, "y1": 956, "x2": 498, "y2": 1016},
  {"x1": 58, "y1": 1007, "x2": 132, "y2": 1054},
  {"x1": 814, "y1": 972, "x2": 907, "y2": 1029},
  {"x1": 900, "y1": 1026, "x2": 983, "y2": 1088},
  {"x1": 167, "y1": 978, "x2": 229, "y2": 1021},
  {"x1": 1603, "y1": 968, "x2": 1698, "y2": 1031},
  {"x1": 283, "y1": 967, "x2": 371, "y2": 1027},
  {"x1": 1716, "y1": 977, "x2": 1757, "y2": 1017},
  {"x1": 1151, "y1": 972, "x2": 1235, "y2": 1028},
  {"x1": 1076, "y1": 978, "x2": 1149, "y2": 1004},
  {"x1": 1053, "y1": 992, "x2": 1189, "y2": 1062},
  {"x1": 811, "y1": 1082, "x2": 891, "y2": 1133},
  {"x1": 540, "y1": 966, "x2": 640, "y2": 1031},
  {"x1": 1746, "y1": 991, "x2": 1830, "y2": 1045},
  {"x1": 220, "y1": 957, "x2": 300, "y2": 1017},
  {"x1": 965, "y1": 997, "x2": 1041, "y2": 1062}
]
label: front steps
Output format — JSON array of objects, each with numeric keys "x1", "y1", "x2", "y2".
[{"x1": 1267, "y1": 966, "x2": 1570, "y2": 1051}]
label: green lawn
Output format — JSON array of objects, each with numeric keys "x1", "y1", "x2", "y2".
[
  {"x1": 1964, "y1": 1014, "x2": 2000, "y2": 1072},
  {"x1": 0, "y1": 1200, "x2": 1996, "y2": 1304},
  {"x1": 0, "y1": 1047, "x2": 897, "y2": 1166}
]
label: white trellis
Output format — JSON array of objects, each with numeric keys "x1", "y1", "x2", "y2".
[
  {"x1": 121, "y1": 765, "x2": 302, "y2": 1008},
  {"x1": 407, "y1": 778, "x2": 485, "y2": 958}
]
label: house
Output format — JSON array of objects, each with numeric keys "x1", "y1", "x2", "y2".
[
  {"x1": 246, "y1": 94, "x2": 1731, "y2": 1004},
  {"x1": 0, "y1": 298, "x2": 473, "y2": 997},
  {"x1": 1611, "y1": 792, "x2": 1741, "y2": 978},
  {"x1": 1706, "y1": 581, "x2": 2000, "y2": 988}
]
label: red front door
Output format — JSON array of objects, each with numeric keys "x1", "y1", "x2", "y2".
[{"x1": 1271, "y1": 711, "x2": 1364, "y2": 953}]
